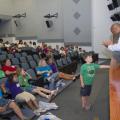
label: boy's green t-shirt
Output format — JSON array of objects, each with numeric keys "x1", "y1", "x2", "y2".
[
  {"x1": 0, "y1": 70, "x2": 5, "y2": 79},
  {"x1": 80, "y1": 63, "x2": 100, "y2": 85},
  {"x1": 18, "y1": 74, "x2": 31, "y2": 89}
]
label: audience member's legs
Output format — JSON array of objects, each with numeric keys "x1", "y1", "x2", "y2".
[
  {"x1": 8, "y1": 101, "x2": 25, "y2": 120},
  {"x1": 59, "y1": 72, "x2": 75, "y2": 80},
  {"x1": 15, "y1": 92, "x2": 38, "y2": 110},
  {"x1": 32, "y1": 88, "x2": 49, "y2": 99},
  {"x1": 32, "y1": 87, "x2": 56, "y2": 99}
]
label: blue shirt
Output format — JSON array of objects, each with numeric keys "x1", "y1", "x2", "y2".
[{"x1": 36, "y1": 65, "x2": 52, "y2": 78}]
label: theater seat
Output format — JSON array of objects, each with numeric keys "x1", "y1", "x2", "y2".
[
  {"x1": 19, "y1": 57, "x2": 27, "y2": 63},
  {"x1": 29, "y1": 60, "x2": 37, "y2": 68},
  {"x1": 33, "y1": 54, "x2": 40, "y2": 63},
  {"x1": 11, "y1": 58, "x2": 20, "y2": 66},
  {"x1": 15, "y1": 53, "x2": 21, "y2": 58},
  {"x1": 66, "y1": 57, "x2": 72, "y2": 64},
  {"x1": 0, "y1": 55, "x2": 6, "y2": 62},
  {"x1": 21, "y1": 63, "x2": 30, "y2": 70},
  {"x1": 56, "y1": 59, "x2": 63, "y2": 67},
  {"x1": 21, "y1": 52, "x2": 27, "y2": 57},
  {"x1": 61, "y1": 58, "x2": 68, "y2": 65},
  {"x1": 26, "y1": 69, "x2": 37, "y2": 80},
  {"x1": 7, "y1": 54, "x2": 14, "y2": 59},
  {"x1": 27, "y1": 55, "x2": 33, "y2": 61}
]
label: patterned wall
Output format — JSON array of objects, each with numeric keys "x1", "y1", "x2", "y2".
[{"x1": 63, "y1": 0, "x2": 92, "y2": 46}]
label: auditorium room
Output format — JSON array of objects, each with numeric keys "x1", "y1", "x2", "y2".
[{"x1": 0, "y1": 0, "x2": 120, "y2": 120}]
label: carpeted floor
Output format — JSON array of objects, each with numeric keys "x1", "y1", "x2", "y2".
[{"x1": 50, "y1": 65, "x2": 109, "y2": 120}]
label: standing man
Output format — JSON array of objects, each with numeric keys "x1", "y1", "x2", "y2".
[{"x1": 103, "y1": 23, "x2": 120, "y2": 68}]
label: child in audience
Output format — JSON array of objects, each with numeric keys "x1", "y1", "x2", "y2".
[
  {"x1": 0, "y1": 70, "x2": 7, "y2": 94},
  {"x1": 80, "y1": 52, "x2": 110, "y2": 110},
  {"x1": 18, "y1": 68, "x2": 57, "y2": 100},
  {"x1": 0, "y1": 87, "x2": 28, "y2": 120},
  {"x1": 6, "y1": 74, "x2": 41, "y2": 116}
]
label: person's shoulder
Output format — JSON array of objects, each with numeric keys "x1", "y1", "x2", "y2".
[{"x1": 81, "y1": 64, "x2": 87, "y2": 68}]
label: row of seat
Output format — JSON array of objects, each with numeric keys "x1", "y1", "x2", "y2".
[
  {"x1": 56, "y1": 57, "x2": 72, "y2": 67},
  {"x1": 0, "y1": 49, "x2": 75, "y2": 70}
]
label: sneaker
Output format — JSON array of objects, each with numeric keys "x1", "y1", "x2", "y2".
[
  {"x1": 33, "y1": 109, "x2": 40, "y2": 116},
  {"x1": 36, "y1": 107, "x2": 46, "y2": 113}
]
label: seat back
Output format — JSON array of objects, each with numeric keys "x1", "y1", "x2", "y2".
[
  {"x1": 61, "y1": 58, "x2": 67, "y2": 65},
  {"x1": 0, "y1": 55, "x2": 6, "y2": 62},
  {"x1": 15, "y1": 53, "x2": 21, "y2": 58},
  {"x1": 66, "y1": 57, "x2": 72, "y2": 64},
  {"x1": 29, "y1": 60, "x2": 37, "y2": 68},
  {"x1": 21, "y1": 63, "x2": 30, "y2": 70},
  {"x1": 27, "y1": 55, "x2": 33, "y2": 61},
  {"x1": 26, "y1": 69, "x2": 37, "y2": 80},
  {"x1": 19, "y1": 57, "x2": 27, "y2": 63},
  {"x1": 11, "y1": 58, "x2": 20, "y2": 65},
  {"x1": 7, "y1": 54, "x2": 14, "y2": 59},
  {"x1": 56, "y1": 59, "x2": 63, "y2": 67},
  {"x1": 21, "y1": 52, "x2": 27, "y2": 57}
]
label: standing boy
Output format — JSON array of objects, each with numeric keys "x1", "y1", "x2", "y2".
[{"x1": 80, "y1": 52, "x2": 109, "y2": 110}]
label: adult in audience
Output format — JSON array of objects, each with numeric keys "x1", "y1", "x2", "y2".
[
  {"x1": 6, "y1": 74, "x2": 41, "y2": 116},
  {"x1": 0, "y1": 39, "x2": 3, "y2": 48},
  {"x1": 18, "y1": 68, "x2": 57, "y2": 100},
  {"x1": 0, "y1": 88, "x2": 28, "y2": 120},
  {"x1": 2, "y1": 59, "x2": 17, "y2": 76},
  {"x1": 18, "y1": 40, "x2": 25, "y2": 48},
  {"x1": 36, "y1": 59, "x2": 56, "y2": 90},
  {"x1": 29, "y1": 41, "x2": 33, "y2": 47},
  {"x1": 43, "y1": 44, "x2": 49, "y2": 54},
  {"x1": 24, "y1": 42, "x2": 29, "y2": 47},
  {"x1": 33, "y1": 42, "x2": 36, "y2": 48},
  {"x1": 59, "y1": 47, "x2": 66, "y2": 57},
  {"x1": 47, "y1": 57, "x2": 79, "y2": 81}
]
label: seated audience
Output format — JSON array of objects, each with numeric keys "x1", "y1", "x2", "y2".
[
  {"x1": 6, "y1": 74, "x2": 41, "y2": 116},
  {"x1": 18, "y1": 68, "x2": 57, "y2": 100},
  {"x1": 0, "y1": 88, "x2": 28, "y2": 120},
  {"x1": 18, "y1": 40, "x2": 25, "y2": 48},
  {"x1": 0, "y1": 70, "x2": 6, "y2": 94},
  {"x1": 29, "y1": 41, "x2": 33, "y2": 47},
  {"x1": 47, "y1": 57, "x2": 79, "y2": 81},
  {"x1": 36, "y1": 59, "x2": 57, "y2": 90},
  {"x1": 0, "y1": 39, "x2": 3, "y2": 48},
  {"x1": 59, "y1": 47, "x2": 66, "y2": 57},
  {"x1": 33, "y1": 42, "x2": 37, "y2": 49},
  {"x1": 24, "y1": 42, "x2": 29, "y2": 47},
  {"x1": 2, "y1": 59, "x2": 17, "y2": 76}
]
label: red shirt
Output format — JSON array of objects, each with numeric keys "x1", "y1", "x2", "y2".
[{"x1": 2, "y1": 65, "x2": 16, "y2": 72}]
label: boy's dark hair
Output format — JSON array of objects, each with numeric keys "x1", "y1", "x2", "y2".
[{"x1": 82, "y1": 52, "x2": 92, "y2": 61}]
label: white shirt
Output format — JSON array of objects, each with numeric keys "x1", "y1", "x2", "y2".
[{"x1": 108, "y1": 37, "x2": 120, "y2": 51}]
